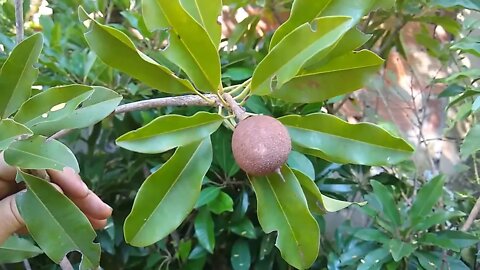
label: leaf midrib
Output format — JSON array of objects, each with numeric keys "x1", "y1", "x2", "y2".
[{"x1": 7, "y1": 147, "x2": 72, "y2": 169}]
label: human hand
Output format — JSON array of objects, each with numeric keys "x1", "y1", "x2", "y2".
[{"x1": 0, "y1": 153, "x2": 112, "y2": 245}]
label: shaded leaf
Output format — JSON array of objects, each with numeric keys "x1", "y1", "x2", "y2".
[
  {"x1": 279, "y1": 113, "x2": 414, "y2": 165},
  {"x1": 287, "y1": 151, "x2": 315, "y2": 180},
  {"x1": 431, "y1": 0, "x2": 480, "y2": 11},
  {"x1": 142, "y1": 0, "x2": 221, "y2": 92},
  {"x1": 388, "y1": 239, "x2": 416, "y2": 262},
  {"x1": 228, "y1": 15, "x2": 260, "y2": 49},
  {"x1": 4, "y1": 135, "x2": 79, "y2": 172},
  {"x1": 415, "y1": 251, "x2": 470, "y2": 270},
  {"x1": 371, "y1": 180, "x2": 401, "y2": 227},
  {"x1": 409, "y1": 175, "x2": 444, "y2": 223},
  {"x1": 249, "y1": 166, "x2": 319, "y2": 269},
  {"x1": 80, "y1": 7, "x2": 195, "y2": 95},
  {"x1": 16, "y1": 172, "x2": 100, "y2": 270},
  {"x1": 124, "y1": 138, "x2": 212, "y2": 246},
  {"x1": 354, "y1": 228, "x2": 390, "y2": 244},
  {"x1": 0, "y1": 119, "x2": 32, "y2": 151},
  {"x1": 357, "y1": 248, "x2": 390, "y2": 270},
  {"x1": 0, "y1": 236, "x2": 43, "y2": 264},
  {"x1": 460, "y1": 124, "x2": 480, "y2": 158},
  {"x1": 230, "y1": 218, "x2": 257, "y2": 239},
  {"x1": 231, "y1": 239, "x2": 251, "y2": 270},
  {"x1": 293, "y1": 169, "x2": 325, "y2": 214},
  {"x1": 195, "y1": 187, "x2": 221, "y2": 208},
  {"x1": 194, "y1": 207, "x2": 215, "y2": 253},
  {"x1": 116, "y1": 112, "x2": 222, "y2": 154},
  {"x1": 208, "y1": 191, "x2": 234, "y2": 214},
  {"x1": 412, "y1": 210, "x2": 465, "y2": 231},
  {"x1": 0, "y1": 33, "x2": 43, "y2": 118}
]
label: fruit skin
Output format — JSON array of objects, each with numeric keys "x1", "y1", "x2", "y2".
[{"x1": 232, "y1": 115, "x2": 292, "y2": 176}]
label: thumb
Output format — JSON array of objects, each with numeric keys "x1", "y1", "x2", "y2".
[{"x1": 0, "y1": 193, "x2": 24, "y2": 245}]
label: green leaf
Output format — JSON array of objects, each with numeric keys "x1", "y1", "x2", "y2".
[
  {"x1": 179, "y1": 0, "x2": 222, "y2": 49},
  {"x1": 231, "y1": 239, "x2": 251, "y2": 270},
  {"x1": 436, "y1": 231, "x2": 480, "y2": 249},
  {"x1": 207, "y1": 191, "x2": 234, "y2": 214},
  {"x1": 321, "y1": 194, "x2": 366, "y2": 212},
  {"x1": 251, "y1": 16, "x2": 353, "y2": 95},
  {"x1": 287, "y1": 151, "x2": 315, "y2": 180},
  {"x1": 0, "y1": 33, "x2": 43, "y2": 118},
  {"x1": 142, "y1": 0, "x2": 221, "y2": 92},
  {"x1": 418, "y1": 233, "x2": 460, "y2": 251},
  {"x1": 4, "y1": 135, "x2": 79, "y2": 172},
  {"x1": 354, "y1": 228, "x2": 390, "y2": 244},
  {"x1": 409, "y1": 175, "x2": 444, "y2": 223},
  {"x1": 195, "y1": 187, "x2": 221, "y2": 208},
  {"x1": 80, "y1": 8, "x2": 195, "y2": 95},
  {"x1": 270, "y1": 0, "x2": 384, "y2": 49},
  {"x1": 116, "y1": 112, "x2": 222, "y2": 154},
  {"x1": 460, "y1": 124, "x2": 480, "y2": 159},
  {"x1": 431, "y1": 0, "x2": 480, "y2": 11},
  {"x1": 451, "y1": 38, "x2": 480, "y2": 57},
  {"x1": 230, "y1": 218, "x2": 257, "y2": 239},
  {"x1": 357, "y1": 248, "x2": 390, "y2": 270},
  {"x1": 371, "y1": 180, "x2": 401, "y2": 227},
  {"x1": 212, "y1": 126, "x2": 240, "y2": 177},
  {"x1": 13, "y1": 85, "x2": 94, "y2": 136},
  {"x1": 388, "y1": 239, "x2": 416, "y2": 262},
  {"x1": 0, "y1": 119, "x2": 33, "y2": 151},
  {"x1": 0, "y1": 236, "x2": 43, "y2": 264},
  {"x1": 412, "y1": 211, "x2": 465, "y2": 232},
  {"x1": 279, "y1": 113, "x2": 414, "y2": 165},
  {"x1": 415, "y1": 251, "x2": 470, "y2": 270},
  {"x1": 194, "y1": 207, "x2": 215, "y2": 253},
  {"x1": 227, "y1": 15, "x2": 260, "y2": 49},
  {"x1": 124, "y1": 138, "x2": 212, "y2": 246},
  {"x1": 16, "y1": 172, "x2": 100, "y2": 270},
  {"x1": 272, "y1": 50, "x2": 383, "y2": 103},
  {"x1": 37, "y1": 86, "x2": 122, "y2": 132},
  {"x1": 293, "y1": 169, "x2": 325, "y2": 214},
  {"x1": 249, "y1": 165, "x2": 320, "y2": 269}
]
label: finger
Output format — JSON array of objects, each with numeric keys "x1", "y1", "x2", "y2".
[
  {"x1": 0, "y1": 152, "x2": 16, "y2": 181},
  {"x1": 47, "y1": 168, "x2": 89, "y2": 199},
  {"x1": 0, "y1": 193, "x2": 24, "y2": 245},
  {"x1": 0, "y1": 177, "x2": 17, "y2": 199},
  {"x1": 87, "y1": 217, "x2": 108, "y2": 230},
  {"x1": 71, "y1": 191, "x2": 112, "y2": 220}
]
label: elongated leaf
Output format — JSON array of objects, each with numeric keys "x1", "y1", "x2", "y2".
[
  {"x1": 35, "y1": 86, "x2": 122, "y2": 132},
  {"x1": 270, "y1": 0, "x2": 387, "y2": 49},
  {"x1": 16, "y1": 172, "x2": 100, "y2": 270},
  {"x1": 460, "y1": 124, "x2": 480, "y2": 158},
  {"x1": 250, "y1": 166, "x2": 319, "y2": 269},
  {"x1": 4, "y1": 135, "x2": 79, "y2": 172},
  {"x1": 207, "y1": 191, "x2": 234, "y2": 214},
  {"x1": 195, "y1": 187, "x2": 221, "y2": 208},
  {"x1": 357, "y1": 248, "x2": 390, "y2": 270},
  {"x1": 142, "y1": 0, "x2": 221, "y2": 92},
  {"x1": 117, "y1": 112, "x2": 222, "y2": 154},
  {"x1": 252, "y1": 16, "x2": 352, "y2": 95},
  {"x1": 409, "y1": 175, "x2": 444, "y2": 223},
  {"x1": 0, "y1": 236, "x2": 43, "y2": 264},
  {"x1": 228, "y1": 15, "x2": 260, "y2": 50},
  {"x1": 279, "y1": 114, "x2": 414, "y2": 165},
  {"x1": 287, "y1": 151, "x2": 315, "y2": 180},
  {"x1": 322, "y1": 194, "x2": 366, "y2": 212},
  {"x1": 293, "y1": 169, "x2": 325, "y2": 214},
  {"x1": 194, "y1": 207, "x2": 215, "y2": 253},
  {"x1": 354, "y1": 228, "x2": 390, "y2": 244},
  {"x1": 80, "y1": 8, "x2": 195, "y2": 95},
  {"x1": 371, "y1": 180, "x2": 401, "y2": 227},
  {"x1": 272, "y1": 50, "x2": 384, "y2": 103},
  {"x1": 180, "y1": 0, "x2": 222, "y2": 49},
  {"x1": 13, "y1": 85, "x2": 94, "y2": 135},
  {"x1": 0, "y1": 119, "x2": 33, "y2": 151},
  {"x1": 412, "y1": 211, "x2": 465, "y2": 232},
  {"x1": 389, "y1": 239, "x2": 416, "y2": 262},
  {"x1": 415, "y1": 251, "x2": 470, "y2": 270},
  {"x1": 0, "y1": 33, "x2": 43, "y2": 118},
  {"x1": 124, "y1": 138, "x2": 212, "y2": 246},
  {"x1": 431, "y1": 0, "x2": 480, "y2": 11},
  {"x1": 231, "y1": 239, "x2": 251, "y2": 270}
]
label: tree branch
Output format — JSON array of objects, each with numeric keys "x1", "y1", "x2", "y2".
[
  {"x1": 114, "y1": 94, "x2": 218, "y2": 114},
  {"x1": 14, "y1": 0, "x2": 24, "y2": 44},
  {"x1": 223, "y1": 93, "x2": 247, "y2": 121}
]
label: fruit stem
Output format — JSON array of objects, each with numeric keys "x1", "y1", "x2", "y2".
[
  {"x1": 227, "y1": 78, "x2": 252, "y2": 96},
  {"x1": 223, "y1": 93, "x2": 248, "y2": 121},
  {"x1": 275, "y1": 168, "x2": 286, "y2": 182}
]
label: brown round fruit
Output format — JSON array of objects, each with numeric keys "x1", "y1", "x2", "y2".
[{"x1": 231, "y1": 115, "x2": 291, "y2": 176}]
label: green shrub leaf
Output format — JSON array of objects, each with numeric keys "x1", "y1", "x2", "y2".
[
  {"x1": 124, "y1": 138, "x2": 213, "y2": 246},
  {"x1": 0, "y1": 119, "x2": 33, "y2": 151},
  {"x1": 0, "y1": 236, "x2": 43, "y2": 264},
  {"x1": 180, "y1": 0, "x2": 222, "y2": 49},
  {"x1": 116, "y1": 112, "x2": 222, "y2": 154},
  {"x1": 371, "y1": 180, "x2": 401, "y2": 227},
  {"x1": 194, "y1": 207, "x2": 215, "y2": 253},
  {"x1": 279, "y1": 113, "x2": 414, "y2": 165},
  {"x1": 231, "y1": 239, "x2": 251, "y2": 270},
  {"x1": 409, "y1": 175, "x2": 444, "y2": 224}
]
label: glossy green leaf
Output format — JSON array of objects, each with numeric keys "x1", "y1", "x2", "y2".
[
  {"x1": 124, "y1": 138, "x2": 212, "y2": 246},
  {"x1": 195, "y1": 187, "x2": 221, "y2": 208},
  {"x1": 142, "y1": 0, "x2": 221, "y2": 92},
  {"x1": 436, "y1": 231, "x2": 480, "y2": 249},
  {"x1": 0, "y1": 119, "x2": 32, "y2": 151},
  {"x1": 230, "y1": 218, "x2": 257, "y2": 239},
  {"x1": 412, "y1": 210, "x2": 465, "y2": 232},
  {"x1": 80, "y1": 8, "x2": 195, "y2": 95},
  {"x1": 431, "y1": 0, "x2": 480, "y2": 11},
  {"x1": 0, "y1": 33, "x2": 43, "y2": 118},
  {"x1": 13, "y1": 85, "x2": 94, "y2": 135},
  {"x1": 354, "y1": 228, "x2": 390, "y2": 244},
  {"x1": 228, "y1": 15, "x2": 260, "y2": 50},
  {"x1": 16, "y1": 172, "x2": 100, "y2": 270},
  {"x1": 231, "y1": 239, "x2": 251, "y2": 270},
  {"x1": 180, "y1": 0, "x2": 222, "y2": 49},
  {"x1": 0, "y1": 236, "x2": 43, "y2": 264},
  {"x1": 36, "y1": 86, "x2": 122, "y2": 133},
  {"x1": 371, "y1": 180, "x2": 401, "y2": 227},
  {"x1": 357, "y1": 248, "x2": 390, "y2": 270},
  {"x1": 287, "y1": 151, "x2": 315, "y2": 180},
  {"x1": 4, "y1": 135, "x2": 79, "y2": 172},
  {"x1": 249, "y1": 165, "x2": 319, "y2": 269},
  {"x1": 270, "y1": 0, "x2": 386, "y2": 49},
  {"x1": 272, "y1": 50, "x2": 383, "y2": 103},
  {"x1": 451, "y1": 38, "x2": 480, "y2": 57},
  {"x1": 279, "y1": 114, "x2": 414, "y2": 165},
  {"x1": 116, "y1": 112, "x2": 222, "y2": 154},
  {"x1": 293, "y1": 169, "x2": 325, "y2": 214},
  {"x1": 415, "y1": 251, "x2": 470, "y2": 270},
  {"x1": 322, "y1": 194, "x2": 367, "y2": 212},
  {"x1": 388, "y1": 239, "x2": 416, "y2": 262},
  {"x1": 212, "y1": 126, "x2": 240, "y2": 177},
  {"x1": 409, "y1": 175, "x2": 444, "y2": 223},
  {"x1": 419, "y1": 233, "x2": 461, "y2": 251},
  {"x1": 460, "y1": 124, "x2": 480, "y2": 158},
  {"x1": 251, "y1": 16, "x2": 353, "y2": 95},
  {"x1": 194, "y1": 207, "x2": 215, "y2": 253},
  {"x1": 207, "y1": 191, "x2": 234, "y2": 214}
]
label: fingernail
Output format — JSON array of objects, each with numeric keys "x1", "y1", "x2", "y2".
[
  {"x1": 63, "y1": 167, "x2": 76, "y2": 174},
  {"x1": 82, "y1": 181, "x2": 89, "y2": 191},
  {"x1": 105, "y1": 203, "x2": 113, "y2": 212}
]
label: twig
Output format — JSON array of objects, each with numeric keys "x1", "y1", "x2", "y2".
[
  {"x1": 223, "y1": 93, "x2": 247, "y2": 121},
  {"x1": 23, "y1": 259, "x2": 32, "y2": 270},
  {"x1": 14, "y1": 0, "x2": 23, "y2": 44},
  {"x1": 461, "y1": 156, "x2": 480, "y2": 231},
  {"x1": 114, "y1": 94, "x2": 218, "y2": 114}
]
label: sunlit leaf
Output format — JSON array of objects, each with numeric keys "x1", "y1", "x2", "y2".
[
  {"x1": 0, "y1": 236, "x2": 43, "y2": 264},
  {"x1": 180, "y1": 0, "x2": 222, "y2": 49},
  {"x1": 0, "y1": 119, "x2": 32, "y2": 151}
]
